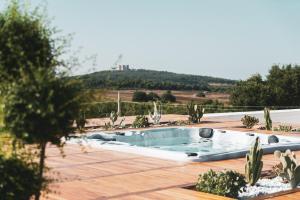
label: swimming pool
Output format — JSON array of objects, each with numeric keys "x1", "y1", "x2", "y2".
[{"x1": 69, "y1": 127, "x2": 300, "y2": 162}]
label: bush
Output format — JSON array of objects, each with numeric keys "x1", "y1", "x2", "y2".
[
  {"x1": 132, "y1": 91, "x2": 148, "y2": 102},
  {"x1": 241, "y1": 115, "x2": 259, "y2": 128},
  {"x1": 273, "y1": 124, "x2": 293, "y2": 132},
  {"x1": 147, "y1": 92, "x2": 160, "y2": 101},
  {"x1": 196, "y1": 169, "x2": 246, "y2": 198},
  {"x1": 0, "y1": 155, "x2": 41, "y2": 200},
  {"x1": 132, "y1": 115, "x2": 149, "y2": 128},
  {"x1": 161, "y1": 91, "x2": 176, "y2": 103},
  {"x1": 196, "y1": 91, "x2": 205, "y2": 97}
]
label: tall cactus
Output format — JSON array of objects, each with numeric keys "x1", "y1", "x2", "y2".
[
  {"x1": 245, "y1": 137, "x2": 263, "y2": 186},
  {"x1": 187, "y1": 101, "x2": 205, "y2": 123},
  {"x1": 149, "y1": 101, "x2": 162, "y2": 125},
  {"x1": 264, "y1": 107, "x2": 272, "y2": 130},
  {"x1": 274, "y1": 149, "x2": 300, "y2": 188},
  {"x1": 117, "y1": 91, "x2": 121, "y2": 116},
  {"x1": 109, "y1": 111, "x2": 118, "y2": 126}
]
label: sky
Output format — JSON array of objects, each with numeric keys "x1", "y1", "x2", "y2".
[{"x1": 1, "y1": 0, "x2": 300, "y2": 80}]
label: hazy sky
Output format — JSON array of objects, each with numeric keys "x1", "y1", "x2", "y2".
[{"x1": 1, "y1": 0, "x2": 300, "y2": 79}]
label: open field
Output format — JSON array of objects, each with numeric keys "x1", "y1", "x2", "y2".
[{"x1": 96, "y1": 89, "x2": 230, "y2": 104}]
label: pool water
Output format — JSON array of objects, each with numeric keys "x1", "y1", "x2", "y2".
[{"x1": 71, "y1": 127, "x2": 300, "y2": 162}]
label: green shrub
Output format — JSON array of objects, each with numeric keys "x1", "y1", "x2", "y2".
[
  {"x1": 0, "y1": 155, "x2": 41, "y2": 200},
  {"x1": 273, "y1": 124, "x2": 293, "y2": 132},
  {"x1": 132, "y1": 91, "x2": 148, "y2": 102},
  {"x1": 161, "y1": 91, "x2": 176, "y2": 103},
  {"x1": 132, "y1": 115, "x2": 149, "y2": 128},
  {"x1": 147, "y1": 92, "x2": 160, "y2": 101},
  {"x1": 196, "y1": 91, "x2": 205, "y2": 97},
  {"x1": 241, "y1": 115, "x2": 259, "y2": 128},
  {"x1": 187, "y1": 101, "x2": 205, "y2": 123},
  {"x1": 196, "y1": 169, "x2": 246, "y2": 198},
  {"x1": 76, "y1": 111, "x2": 86, "y2": 132}
]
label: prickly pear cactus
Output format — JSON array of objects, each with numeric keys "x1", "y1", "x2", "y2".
[
  {"x1": 264, "y1": 107, "x2": 272, "y2": 130},
  {"x1": 187, "y1": 101, "x2": 205, "y2": 123},
  {"x1": 274, "y1": 149, "x2": 300, "y2": 188},
  {"x1": 245, "y1": 137, "x2": 263, "y2": 186}
]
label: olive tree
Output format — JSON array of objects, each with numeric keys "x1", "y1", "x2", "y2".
[
  {"x1": 0, "y1": 1, "x2": 81, "y2": 199},
  {"x1": 4, "y1": 70, "x2": 81, "y2": 199},
  {"x1": 0, "y1": 1, "x2": 59, "y2": 86}
]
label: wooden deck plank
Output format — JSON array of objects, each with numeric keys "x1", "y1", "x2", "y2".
[{"x1": 43, "y1": 119, "x2": 300, "y2": 200}]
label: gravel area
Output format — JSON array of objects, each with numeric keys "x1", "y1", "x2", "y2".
[{"x1": 239, "y1": 177, "x2": 294, "y2": 199}]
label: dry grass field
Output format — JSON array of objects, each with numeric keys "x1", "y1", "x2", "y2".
[{"x1": 93, "y1": 89, "x2": 230, "y2": 104}]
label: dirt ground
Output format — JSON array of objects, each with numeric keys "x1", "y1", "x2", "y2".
[{"x1": 98, "y1": 89, "x2": 230, "y2": 104}]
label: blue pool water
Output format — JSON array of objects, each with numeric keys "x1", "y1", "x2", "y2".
[{"x1": 71, "y1": 127, "x2": 300, "y2": 161}]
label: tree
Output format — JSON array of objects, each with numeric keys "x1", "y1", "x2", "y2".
[
  {"x1": 267, "y1": 65, "x2": 300, "y2": 106},
  {"x1": 0, "y1": 1, "x2": 58, "y2": 86},
  {"x1": 4, "y1": 71, "x2": 81, "y2": 199},
  {"x1": 0, "y1": 2, "x2": 81, "y2": 199},
  {"x1": 0, "y1": 154, "x2": 41, "y2": 200},
  {"x1": 161, "y1": 90, "x2": 176, "y2": 103},
  {"x1": 147, "y1": 92, "x2": 160, "y2": 101},
  {"x1": 230, "y1": 65, "x2": 300, "y2": 107},
  {"x1": 132, "y1": 91, "x2": 148, "y2": 102},
  {"x1": 230, "y1": 74, "x2": 273, "y2": 107}
]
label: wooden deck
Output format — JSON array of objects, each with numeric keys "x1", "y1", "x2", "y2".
[{"x1": 43, "y1": 119, "x2": 300, "y2": 200}]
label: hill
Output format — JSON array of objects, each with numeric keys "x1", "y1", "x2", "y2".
[{"x1": 77, "y1": 69, "x2": 236, "y2": 91}]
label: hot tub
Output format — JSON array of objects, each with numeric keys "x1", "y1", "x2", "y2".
[{"x1": 69, "y1": 127, "x2": 300, "y2": 162}]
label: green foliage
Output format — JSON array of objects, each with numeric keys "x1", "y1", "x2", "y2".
[
  {"x1": 132, "y1": 91, "x2": 148, "y2": 102},
  {"x1": 241, "y1": 115, "x2": 259, "y2": 129},
  {"x1": 75, "y1": 111, "x2": 86, "y2": 133},
  {"x1": 273, "y1": 124, "x2": 293, "y2": 132},
  {"x1": 4, "y1": 72, "x2": 81, "y2": 145},
  {"x1": 230, "y1": 65, "x2": 300, "y2": 107},
  {"x1": 147, "y1": 92, "x2": 160, "y2": 101},
  {"x1": 245, "y1": 137, "x2": 263, "y2": 186},
  {"x1": 264, "y1": 107, "x2": 272, "y2": 130},
  {"x1": 274, "y1": 149, "x2": 300, "y2": 188},
  {"x1": 0, "y1": 155, "x2": 41, "y2": 200},
  {"x1": 0, "y1": 2, "x2": 80, "y2": 199},
  {"x1": 83, "y1": 100, "x2": 229, "y2": 119},
  {"x1": 187, "y1": 101, "x2": 205, "y2": 123},
  {"x1": 132, "y1": 115, "x2": 149, "y2": 128},
  {"x1": 196, "y1": 169, "x2": 246, "y2": 198},
  {"x1": 161, "y1": 91, "x2": 176, "y2": 103},
  {"x1": 196, "y1": 91, "x2": 205, "y2": 97},
  {"x1": 132, "y1": 91, "x2": 161, "y2": 102},
  {"x1": 78, "y1": 69, "x2": 235, "y2": 91},
  {"x1": 0, "y1": 1, "x2": 59, "y2": 87}
]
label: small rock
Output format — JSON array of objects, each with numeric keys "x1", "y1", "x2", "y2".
[
  {"x1": 199, "y1": 128, "x2": 214, "y2": 138},
  {"x1": 186, "y1": 152, "x2": 198, "y2": 157},
  {"x1": 268, "y1": 135, "x2": 279, "y2": 144}
]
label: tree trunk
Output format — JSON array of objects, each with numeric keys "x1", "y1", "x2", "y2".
[{"x1": 35, "y1": 141, "x2": 46, "y2": 200}]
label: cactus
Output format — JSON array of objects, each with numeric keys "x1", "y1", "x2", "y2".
[
  {"x1": 187, "y1": 101, "x2": 205, "y2": 123},
  {"x1": 264, "y1": 107, "x2": 272, "y2": 130},
  {"x1": 109, "y1": 111, "x2": 118, "y2": 127},
  {"x1": 245, "y1": 137, "x2": 263, "y2": 186},
  {"x1": 274, "y1": 149, "x2": 300, "y2": 188},
  {"x1": 149, "y1": 101, "x2": 162, "y2": 125},
  {"x1": 117, "y1": 91, "x2": 121, "y2": 116}
]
